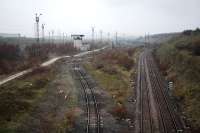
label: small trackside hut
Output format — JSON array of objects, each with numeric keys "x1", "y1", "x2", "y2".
[{"x1": 71, "y1": 34, "x2": 90, "y2": 51}]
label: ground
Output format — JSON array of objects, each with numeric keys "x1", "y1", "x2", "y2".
[
  {"x1": 0, "y1": 59, "x2": 79, "y2": 133},
  {"x1": 83, "y1": 47, "x2": 141, "y2": 132},
  {"x1": 154, "y1": 31, "x2": 200, "y2": 132},
  {"x1": 0, "y1": 47, "x2": 142, "y2": 133}
]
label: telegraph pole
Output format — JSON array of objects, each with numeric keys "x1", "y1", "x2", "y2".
[
  {"x1": 52, "y1": 30, "x2": 54, "y2": 44},
  {"x1": 17, "y1": 33, "x2": 21, "y2": 45},
  {"x1": 63, "y1": 32, "x2": 65, "y2": 44},
  {"x1": 42, "y1": 24, "x2": 45, "y2": 43},
  {"x1": 107, "y1": 32, "x2": 110, "y2": 41},
  {"x1": 65, "y1": 33, "x2": 68, "y2": 43},
  {"x1": 91, "y1": 27, "x2": 95, "y2": 58},
  {"x1": 148, "y1": 33, "x2": 150, "y2": 47},
  {"x1": 115, "y1": 32, "x2": 118, "y2": 47},
  {"x1": 92, "y1": 27, "x2": 95, "y2": 45},
  {"x1": 100, "y1": 30, "x2": 103, "y2": 43},
  {"x1": 144, "y1": 33, "x2": 147, "y2": 48},
  {"x1": 107, "y1": 32, "x2": 111, "y2": 47},
  {"x1": 48, "y1": 31, "x2": 51, "y2": 44},
  {"x1": 35, "y1": 13, "x2": 42, "y2": 43}
]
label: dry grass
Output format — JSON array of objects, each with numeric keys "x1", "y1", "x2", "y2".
[
  {"x1": 84, "y1": 48, "x2": 138, "y2": 111},
  {"x1": 155, "y1": 31, "x2": 200, "y2": 131},
  {"x1": 0, "y1": 66, "x2": 56, "y2": 132}
]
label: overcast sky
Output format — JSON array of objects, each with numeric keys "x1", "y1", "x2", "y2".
[{"x1": 0, "y1": 0, "x2": 200, "y2": 37}]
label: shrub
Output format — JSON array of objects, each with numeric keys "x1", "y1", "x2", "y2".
[
  {"x1": 0, "y1": 91, "x2": 30, "y2": 121},
  {"x1": 127, "y1": 48, "x2": 135, "y2": 57},
  {"x1": 182, "y1": 30, "x2": 193, "y2": 36},
  {"x1": 95, "y1": 49, "x2": 134, "y2": 71},
  {"x1": 0, "y1": 43, "x2": 21, "y2": 60},
  {"x1": 102, "y1": 65, "x2": 117, "y2": 75},
  {"x1": 111, "y1": 104, "x2": 127, "y2": 120},
  {"x1": 65, "y1": 110, "x2": 76, "y2": 130},
  {"x1": 93, "y1": 61, "x2": 104, "y2": 70}
]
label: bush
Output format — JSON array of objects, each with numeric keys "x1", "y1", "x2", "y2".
[
  {"x1": 155, "y1": 32, "x2": 200, "y2": 130},
  {"x1": 95, "y1": 49, "x2": 134, "y2": 71},
  {"x1": 0, "y1": 91, "x2": 30, "y2": 121},
  {"x1": 64, "y1": 110, "x2": 76, "y2": 131},
  {"x1": 102, "y1": 65, "x2": 117, "y2": 75},
  {"x1": 93, "y1": 61, "x2": 104, "y2": 70},
  {"x1": 0, "y1": 43, "x2": 21, "y2": 60},
  {"x1": 182, "y1": 30, "x2": 193, "y2": 36},
  {"x1": 117, "y1": 55, "x2": 134, "y2": 70},
  {"x1": 111, "y1": 104, "x2": 127, "y2": 120},
  {"x1": 127, "y1": 48, "x2": 135, "y2": 57},
  {"x1": 191, "y1": 39, "x2": 200, "y2": 56},
  {"x1": 25, "y1": 43, "x2": 77, "y2": 59}
]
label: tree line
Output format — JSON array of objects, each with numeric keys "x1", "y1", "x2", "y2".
[{"x1": 0, "y1": 42, "x2": 77, "y2": 74}]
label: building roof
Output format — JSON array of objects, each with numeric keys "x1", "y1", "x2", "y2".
[
  {"x1": 71, "y1": 34, "x2": 85, "y2": 37},
  {"x1": 71, "y1": 34, "x2": 85, "y2": 40}
]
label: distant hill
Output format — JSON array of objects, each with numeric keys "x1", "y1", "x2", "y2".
[
  {"x1": 0, "y1": 36, "x2": 36, "y2": 49},
  {"x1": 0, "y1": 33, "x2": 20, "y2": 38},
  {"x1": 135, "y1": 32, "x2": 180, "y2": 44}
]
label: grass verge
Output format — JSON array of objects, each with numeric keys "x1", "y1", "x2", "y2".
[
  {"x1": 0, "y1": 66, "x2": 56, "y2": 132},
  {"x1": 83, "y1": 48, "x2": 140, "y2": 119}
]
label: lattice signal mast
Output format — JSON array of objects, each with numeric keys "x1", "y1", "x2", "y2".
[
  {"x1": 115, "y1": 32, "x2": 118, "y2": 46},
  {"x1": 42, "y1": 24, "x2": 45, "y2": 43},
  {"x1": 51, "y1": 30, "x2": 54, "y2": 44},
  {"x1": 35, "y1": 13, "x2": 42, "y2": 43},
  {"x1": 92, "y1": 27, "x2": 95, "y2": 44},
  {"x1": 100, "y1": 30, "x2": 103, "y2": 42}
]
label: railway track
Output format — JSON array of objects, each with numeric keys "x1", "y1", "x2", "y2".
[
  {"x1": 73, "y1": 63, "x2": 101, "y2": 133},
  {"x1": 145, "y1": 51, "x2": 183, "y2": 132},
  {"x1": 140, "y1": 53, "x2": 154, "y2": 133},
  {"x1": 135, "y1": 50, "x2": 183, "y2": 133},
  {"x1": 135, "y1": 53, "x2": 154, "y2": 133}
]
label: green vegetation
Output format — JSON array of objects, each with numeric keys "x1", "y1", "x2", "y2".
[
  {"x1": 155, "y1": 28, "x2": 200, "y2": 131},
  {"x1": 84, "y1": 48, "x2": 139, "y2": 119},
  {"x1": 0, "y1": 58, "x2": 80, "y2": 132},
  {"x1": 85, "y1": 63, "x2": 129, "y2": 103},
  {"x1": 0, "y1": 67, "x2": 56, "y2": 132},
  {"x1": 85, "y1": 48, "x2": 135, "y2": 103},
  {"x1": 0, "y1": 40, "x2": 77, "y2": 75}
]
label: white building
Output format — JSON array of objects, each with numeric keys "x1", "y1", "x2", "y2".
[
  {"x1": 80, "y1": 44, "x2": 90, "y2": 51},
  {"x1": 71, "y1": 34, "x2": 84, "y2": 48},
  {"x1": 71, "y1": 34, "x2": 90, "y2": 51}
]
